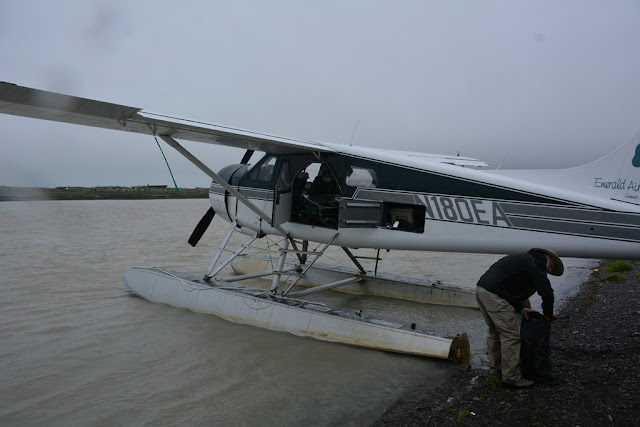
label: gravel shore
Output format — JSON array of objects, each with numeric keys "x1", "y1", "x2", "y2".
[{"x1": 377, "y1": 259, "x2": 640, "y2": 426}]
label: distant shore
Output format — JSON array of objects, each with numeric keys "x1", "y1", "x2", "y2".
[{"x1": 0, "y1": 186, "x2": 209, "y2": 201}]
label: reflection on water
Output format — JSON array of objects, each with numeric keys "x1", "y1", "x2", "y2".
[{"x1": 0, "y1": 200, "x2": 594, "y2": 424}]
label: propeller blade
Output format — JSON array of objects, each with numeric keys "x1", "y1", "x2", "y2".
[
  {"x1": 188, "y1": 207, "x2": 215, "y2": 247},
  {"x1": 189, "y1": 149, "x2": 247, "y2": 247}
]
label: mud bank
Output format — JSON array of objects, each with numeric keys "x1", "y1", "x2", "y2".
[{"x1": 376, "y1": 259, "x2": 640, "y2": 426}]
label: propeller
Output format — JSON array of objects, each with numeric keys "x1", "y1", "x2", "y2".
[
  {"x1": 188, "y1": 207, "x2": 215, "y2": 247},
  {"x1": 188, "y1": 149, "x2": 254, "y2": 247}
]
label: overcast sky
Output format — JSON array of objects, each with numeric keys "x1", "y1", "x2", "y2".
[{"x1": 1, "y1": 0, "x2": 640, "y2": 188}]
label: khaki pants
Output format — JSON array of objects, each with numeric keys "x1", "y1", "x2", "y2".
[{"x1": 476, "y1": 286, "x2": 523, "y2": 384}]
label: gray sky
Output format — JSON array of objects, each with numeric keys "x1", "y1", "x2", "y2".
[{"x1": 1, "y1": 0, "x2": 640, "y2": 188}]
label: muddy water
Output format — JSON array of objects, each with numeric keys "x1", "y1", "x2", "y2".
[{"x1": 0, "y1": 200, "x2": 593, "y2": 425}]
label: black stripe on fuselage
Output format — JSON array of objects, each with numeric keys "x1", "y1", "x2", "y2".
[
  {"x1": 500, "y1": 202, "x2": 639, "y2": 228},
  {"x1": 237, "y1": 187, "x2": 274, "y2": 201},
  {"x1": 352, "y1": 188, "x2": 640, "y2": 243},
  {"x1": 340, "y1": 153, "x2": 591, "y2": 208},
  {"x1": 209, "y1": 183, "x2": 274, "y2": 201},
  {"x1": 507, "y1": 216, "x2": 640, "y2": 243}
]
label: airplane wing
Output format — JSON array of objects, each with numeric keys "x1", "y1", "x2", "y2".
[
  {"x1": 1, "y1": 81, "x2": 490, "y2": 167},
  {"x1": 402, "y1": 152, "x2": 489, "y2": 167},
  {"x1": 0, "y1": 81, "x2": 332, "y2": 155},
  {"x1": 337, "y1": 145, "x2": 490, "y2": 168}
]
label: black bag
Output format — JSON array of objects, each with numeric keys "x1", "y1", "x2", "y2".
[{"x1": 520, "y1": 312, "x2": 552, "y2": 382}]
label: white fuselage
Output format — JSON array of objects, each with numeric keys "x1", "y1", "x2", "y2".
[{"x1": 210, "y1": 145, "x2": 640, "y2": 260}]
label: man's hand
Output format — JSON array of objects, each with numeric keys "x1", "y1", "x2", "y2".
[
  {"x1": 544, "y1": 314, "x2": 558, "y2": 321},
  {"x1": 520, "y1": 307, "x2": 539, "y2": 320}
]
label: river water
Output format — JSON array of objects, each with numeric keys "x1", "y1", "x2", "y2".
[{"x1": 0, "y1": 199, "x2": 594, "y2": 425}]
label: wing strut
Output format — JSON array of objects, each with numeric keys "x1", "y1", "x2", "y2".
[
  {"x1": 158, "y1": 135, "x2": 287, "y2": 235},
  {"x1": 240, "y1": 150, "x2": 254, "y2": 164}
]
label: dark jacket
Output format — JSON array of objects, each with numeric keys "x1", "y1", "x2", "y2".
[{"x1": 477, "y1": 249, "x2": 554, "y2": 316}]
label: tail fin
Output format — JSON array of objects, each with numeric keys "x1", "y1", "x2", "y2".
[
  {"x1": 489, "y1": 130, "x2": 640, "y2": 207},
  {"x1": 570, "y1": 130, "x2": 640, "y2": 204}
]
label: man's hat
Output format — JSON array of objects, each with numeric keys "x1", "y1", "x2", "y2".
[{"x1": 533, "y1": 248, "x2": 564, "y2": 276}]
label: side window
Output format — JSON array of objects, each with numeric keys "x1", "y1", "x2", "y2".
[
  {"x1": 276, "y1": 161, "x2": 290, "y2": 191},
  {"x1": 346, "y1": 166, "x2": 377, "y2": 188},
  {"x1": 249, "y1": 156, "x2": 277, "y2": 182}
]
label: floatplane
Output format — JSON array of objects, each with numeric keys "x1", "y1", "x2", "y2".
[{"x1": 2, "y1": 82, "x2": 639, "y2": 366}]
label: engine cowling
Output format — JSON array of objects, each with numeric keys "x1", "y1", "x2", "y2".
[{"x1": 209, "y1": 164, "x2": 250, "y2": 222}]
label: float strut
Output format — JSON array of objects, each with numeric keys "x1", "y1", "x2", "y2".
[
  {"x1": 204, "y1": 220, "x2": 237, "y2": 280},
  {"x1": 270, "y1": 238, "x2": 290, "y2": 293}
]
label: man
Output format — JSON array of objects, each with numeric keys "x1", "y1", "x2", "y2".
[{"x1": 476, "y1": 248, "x2": 563, "y2": 388}]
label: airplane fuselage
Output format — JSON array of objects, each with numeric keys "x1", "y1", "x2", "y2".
[{"x1": 211, "y1": 149, "x2": 640, "y2": 259}]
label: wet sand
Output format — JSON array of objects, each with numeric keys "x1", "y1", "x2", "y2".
[{"x1": 377, "y1": 259, "x2": 640, "y2": 426}]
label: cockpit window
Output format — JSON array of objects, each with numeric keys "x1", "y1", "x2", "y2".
[
  {"x1": 346, "y1": 166, "x2": 377, "y2": 188},
  {"x1": 249, "y1": 156, "x2": 277, "y2": 182}
]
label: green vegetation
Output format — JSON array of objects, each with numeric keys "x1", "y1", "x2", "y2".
[
  {"x1": 600, "y1": 261, "x2": 633, "y2": 283},
  {"x1": 605, "y1": 261, "x2": 632, "y2": 273},
  {"x1": 457, "y1": 409, "x2": 470, "y2": 423},
  {"x1": 603, "y1": 273, "x2": 625, "y2": 282},
  {"x1": 485, "y1": 372, "x2": 502, "y2": 388}
]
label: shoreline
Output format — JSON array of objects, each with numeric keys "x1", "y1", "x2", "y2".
[
  {"x1": 377, "y1": 259, "x2": 640, "y2": 426},
  {"x1": 0, "y1": 186, "x2": 208, "y2": 201}
]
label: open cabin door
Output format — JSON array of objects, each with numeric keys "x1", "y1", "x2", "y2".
[
  {"x1": 290, "y1": 162, "x2": 342, "y2": 229},
  {"x1": 272, "y1": 159, "x2": 292, "y2": 227}
]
